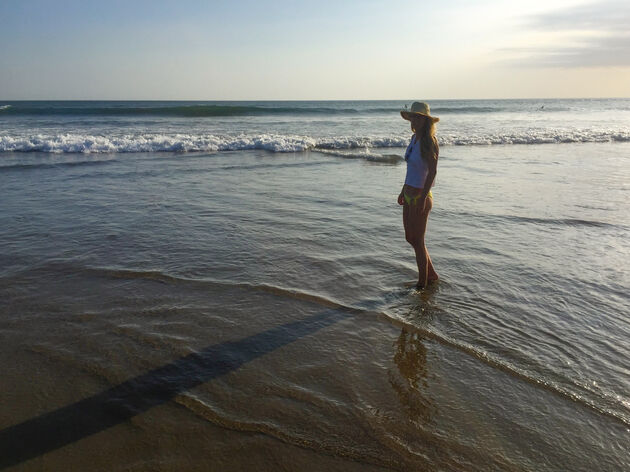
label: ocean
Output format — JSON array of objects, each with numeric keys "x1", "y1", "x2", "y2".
[{"x1": 1, "y1": 99, "x2": 629, "y2": 471}]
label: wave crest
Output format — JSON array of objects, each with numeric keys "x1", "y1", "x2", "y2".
[
  {"x1": 0, "y1": 129, "x2": 629, "y2": 154},
  {"x1": 0, "y1": 133, "x2": 318, "y2": 153}
]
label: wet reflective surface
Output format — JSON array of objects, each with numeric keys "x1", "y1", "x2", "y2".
[{"x1": 1, "y1": 143, "x2": 629, "y2": 470}]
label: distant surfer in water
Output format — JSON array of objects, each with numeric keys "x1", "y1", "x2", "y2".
[{"x1": 398, "y1": 102, "x2": 440, "y2": 289}]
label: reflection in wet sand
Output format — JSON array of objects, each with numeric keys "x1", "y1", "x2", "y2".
[
  {"x1": 389, "y1": 288, "x2": 440, "y2": 425},
  {"x1": 390, "y1": 328, "x2": 433, "y2": 425}
]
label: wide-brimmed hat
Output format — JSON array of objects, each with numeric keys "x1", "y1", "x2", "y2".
[{"x1": 400, "y1": 101, "x2": 439, "y2": 123}]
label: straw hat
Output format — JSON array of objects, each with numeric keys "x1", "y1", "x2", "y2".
[{"x1": 400, "y1": 101, "x2": 439, "y2": 123}]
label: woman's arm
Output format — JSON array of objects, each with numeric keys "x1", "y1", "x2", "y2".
[{"x1": 419, "y1": 154, "x2": 438, "y2": 204}]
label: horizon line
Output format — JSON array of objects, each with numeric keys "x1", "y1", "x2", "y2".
[{"x1": 2, "y1": 96, "x2": 629, "y2": 102}]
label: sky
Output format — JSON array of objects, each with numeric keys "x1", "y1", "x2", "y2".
[{"x1": 1, "y1": 0, "x2": 629, "y2": 99}]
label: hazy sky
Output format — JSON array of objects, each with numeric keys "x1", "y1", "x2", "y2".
[{"x1": 1, "y1": 0, "x2": 629, "y2": 99}]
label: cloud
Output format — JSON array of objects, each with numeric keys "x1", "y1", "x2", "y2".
[
  {"x1": 527, "y1": 1, "x2": 629, "y2": 32},
  {"x1": 500, "y1": 1, "x2": 630, "y2": 68}
]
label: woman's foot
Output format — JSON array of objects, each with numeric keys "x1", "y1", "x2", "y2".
[{"x1": 417, "y1": 276, "x2": 439, "y2": 289}]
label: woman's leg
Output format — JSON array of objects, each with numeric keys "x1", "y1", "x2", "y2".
[
  {"x1": 427, "y1": 249, "x2": 439, "y2": 281},
  {"x1": 425, "y1": 195, "x2": 438, "y2": 281},
  {"x1": 422, "y1": 197, "x2": 438, "y2": 283},
  {"x1": 403, "y1": 200, "x2": 425, "y2": 283},
  {"x1": 404, "y1": 196, "x2": 433, "y2": 288},
  {"x1": 413, "y1": 207, "x2": 429, "y2": 288}
]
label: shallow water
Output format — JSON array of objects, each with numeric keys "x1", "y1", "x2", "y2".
[{"x1": 1, "y1": 137, "x2": 629, "y2": 470}]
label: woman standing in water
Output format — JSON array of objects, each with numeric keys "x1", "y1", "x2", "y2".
[{"x1": 398, "y1": 102, "x2": 440, "y2": 289}]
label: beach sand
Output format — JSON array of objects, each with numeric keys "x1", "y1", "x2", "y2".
[{"x1": 2, "y1": 269, "x2": 627, "y2": 471}]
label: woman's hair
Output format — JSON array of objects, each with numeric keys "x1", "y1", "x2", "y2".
[{"x1": 412, "y1": 117, "x2": 439, "y2": 161}]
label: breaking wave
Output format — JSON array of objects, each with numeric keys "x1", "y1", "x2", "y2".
[
  {"x1": 0, "y1": 133, "x2": 319, "y2": 153},
  {"x1": 0, "y1": 129, "x2": 629, "y2": 154}
]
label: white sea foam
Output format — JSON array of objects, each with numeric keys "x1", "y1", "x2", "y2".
[
  {"x1": 0, "y1": 133, "x2": 317, "y2": 153},
  {"x1": 316, "y1": 136, "x2": 408, "y2": 149},
  {"x1": 0, "y1": 105, "x2": 12, "y2": 111},
  {"x1": 440, "y1": 129, "x2": 630, "y2": 146},
  {"x1": 0, "y1": 129, "x2": 628, "y2": 154}
]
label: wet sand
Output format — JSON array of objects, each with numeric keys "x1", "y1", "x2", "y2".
[{"x1": 2, "y1": 263, "x2": 628, "y2": 471}]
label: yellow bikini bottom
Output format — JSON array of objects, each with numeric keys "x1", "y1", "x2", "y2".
[{"x1": 403, "y1": 190, "x2": 433, "y2": 206}]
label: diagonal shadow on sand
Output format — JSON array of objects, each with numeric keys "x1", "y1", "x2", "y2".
[{"x1": 0, "y1": 308, "x2": 349, "y2": 470}]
